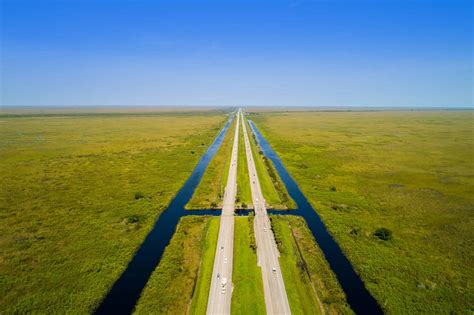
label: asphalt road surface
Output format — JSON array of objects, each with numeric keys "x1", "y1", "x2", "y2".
[
  {"x1": 206, "y1": 111, "x2": 240, "y2": 314},
  {"x1": 241, "y1": 111, "x2": 292, "y2": 315}
]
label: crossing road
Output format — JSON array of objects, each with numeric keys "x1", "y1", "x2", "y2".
[{"x1": 241, "y1": 111, "x2": 291, "y2": 315}]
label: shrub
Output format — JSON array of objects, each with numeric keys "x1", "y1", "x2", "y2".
[
  {"x1": 350, "y1": 227, "x2": 361, "y2": 236},
  {"x1": 330, "y1": 186, "x2": 337, "y2": 192},
  {"x1": 127, "y1": 214, "x2": 141, "y2": 224},
  {"x1": 134, "y1": 192, "x2": 144, "y2": 200},
  {"x1": 374, "y1": 227, "x2": 393, "y2": 241},
  {"x1": 248, "y1": 213, "x2": 257, "y2": 252},
  {"x1": 296, "y1": 259, "x2": 305, "y2": 273}
]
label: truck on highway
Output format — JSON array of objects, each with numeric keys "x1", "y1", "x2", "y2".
[{"x1": 221, "y1": 277, "x2": 227, "y2": 294}]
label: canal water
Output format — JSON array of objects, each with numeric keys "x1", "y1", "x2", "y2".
[
  {"x1": 95, "y1": 117, "x2": 232, "y2": 315},
  {"x1": 248, "y1": 120, "x2": 383, "y2": 315}
]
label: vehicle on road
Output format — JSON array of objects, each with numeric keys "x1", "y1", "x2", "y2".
[
  {"x1": 272, "y1": 267, "x2": 277, "y2": 274},
  {"x1": 221, "y1": 277, "x2": 227, "y2": 294}
]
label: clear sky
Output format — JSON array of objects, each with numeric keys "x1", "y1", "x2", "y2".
[{"x1": 1, "y1": 0, "x2": 472, "y2": 107}]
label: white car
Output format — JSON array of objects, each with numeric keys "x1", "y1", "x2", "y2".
[
  {"x1": 272, "y1": 268, "x2": 277, "y2": 274},
  {"x1": 224, "y1": 258, "x2": 228, "y2": 264}
]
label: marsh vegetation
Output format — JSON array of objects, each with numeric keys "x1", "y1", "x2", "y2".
[
  {"x1": 252, "y1": 110, "x2": 474, "y2": 313},
  {"x1": 0, "y1": 111, "x2": 227, "y2": 313}
]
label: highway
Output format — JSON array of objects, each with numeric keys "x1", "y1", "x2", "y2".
[
  {"x1": 241, "y1": 111, "x2": 292, "y2": 315},
  {"x1": 206, "y1": 111, "x2": 240, "y2": 314}
]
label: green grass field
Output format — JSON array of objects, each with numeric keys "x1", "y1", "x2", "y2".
[
  {"x1": 236, "y1": 120, "x2": 253, "y2": 208},
  {"x1": 0, "y1": 111, "x2": 227, "y2": 313},
  {"x1": 252, "y1": 110, "x2": 474, "y2": 314},
  {"x1": 271, "y1": 216, "x2": 325, "y2": 315},
  {"x1": 231, "y1": 216, "x2": 265, "y2": 314},
  {"x1": 189, "y1": 216, "x2": 220, "y2": 314},
  {"x1": 134, "y1": 216, "x2": 216, "y2": 314},
  {"x1": 187, "y1": 117, "x2": 236, "y2": 209},
  {"x1": 243, "y1": 117, "x2": 295, "y2": 210},
  {"x1": 271, "y1": 215, "x2": 352, "y2": 314}
]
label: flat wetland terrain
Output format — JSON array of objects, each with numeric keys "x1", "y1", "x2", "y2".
[
  {"x1": 0, "y1": 111, "x2": 227, "y2": 313},
  {"x1": 2, "y1": 108, "x2": 472, "y2": 314},
  {"x1": 251, "y1": 110, "x2": 474, "y2": 313}
]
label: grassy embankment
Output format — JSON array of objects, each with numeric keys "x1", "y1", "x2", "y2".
[
  {"x1": 271, "y1": 215, "x2": 352, "y2": 315},
  {"x1": 0, "y1": 112, "x2": 227, "y2": 313},
  {"x1": 244, "y1": 118, "x2": 295, "y2": 209},
  {"x1": 134, "y1": 216, "x2": 219, "y2": 314},
  {"x1": 188, "y1": 217, "x2": 220, "y2": 314},
  {"x1": 231, "y1": 216, "x2": 265, "y2": 314},
  {"x1": 252, "y1": 111, "x2": 474, "y2": 313},
  {"x1": 186, "y1": 117, "x2": 236, "y2": 209}
]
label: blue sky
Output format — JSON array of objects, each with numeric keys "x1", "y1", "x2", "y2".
[{"x1": 1, "y1": 0, "x2": 472, "y2": 107}]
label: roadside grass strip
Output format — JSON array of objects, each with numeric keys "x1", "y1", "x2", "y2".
[
  {"x1": 231, "y1": 217, "x2": 266, "y2": 314},
  {"x1": 271, "y1": 215, "x2": 323, "y2": 315},
  {"x1": 189, "y1": 217, "x2": 220, "y2": 314},
  {"x1": 244, "y1": 118, "x2": 295, "y2": 210}
]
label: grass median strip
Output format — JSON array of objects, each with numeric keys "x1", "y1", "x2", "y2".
[
  {"x1": 231, "y1": 216, "x2": 265, "y2": 314},
  {"x1": 236, "y1": 120, "x2": 252, "y2": 208}
]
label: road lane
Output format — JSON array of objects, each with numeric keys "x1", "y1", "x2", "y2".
[
  {"x1": 206, "y1": 111, "x2": 240, "y2": 314},
  {"x1": 241, "y1": 111, "x2": 291, "y2": 315}
]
